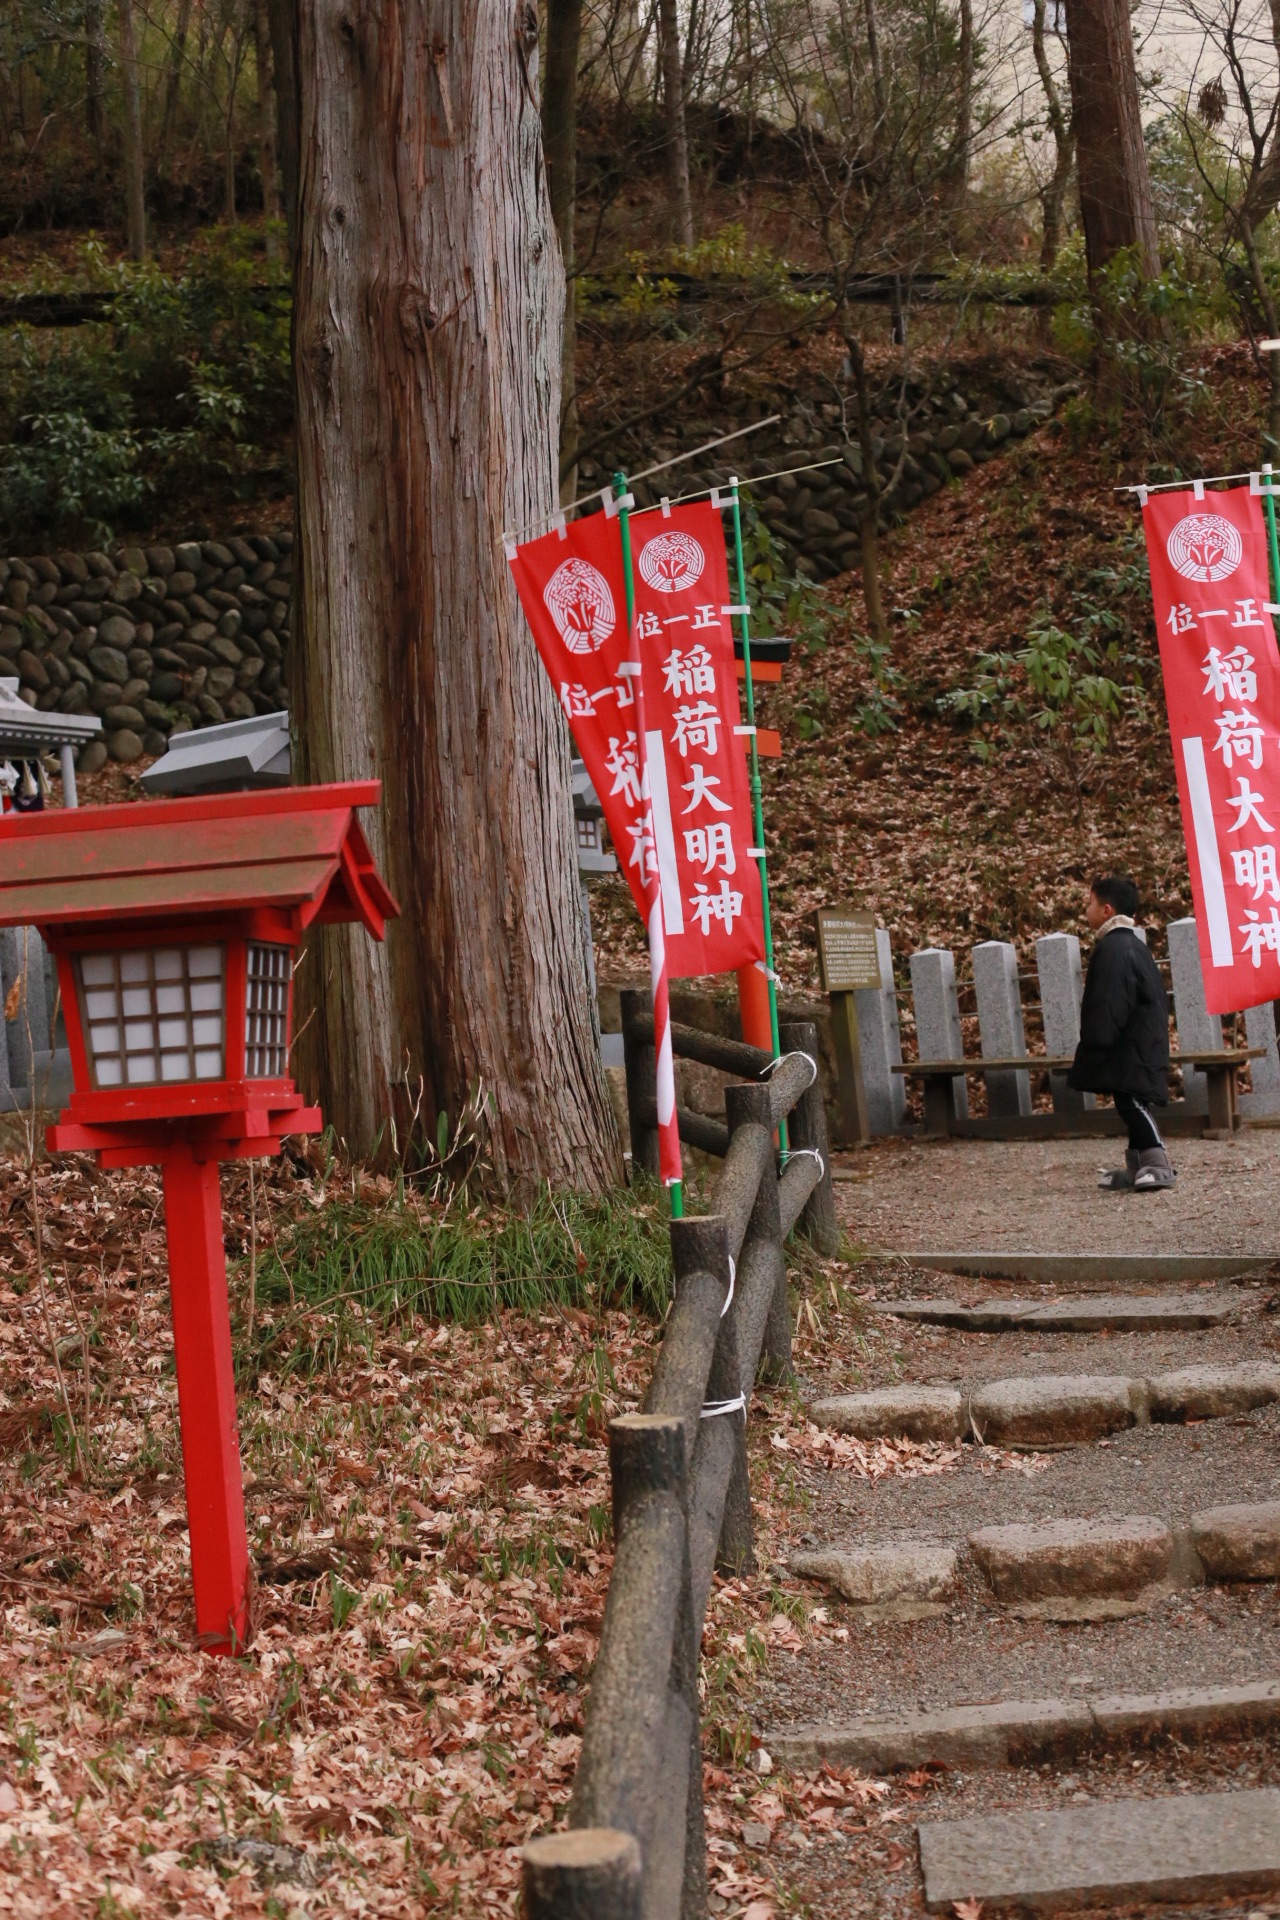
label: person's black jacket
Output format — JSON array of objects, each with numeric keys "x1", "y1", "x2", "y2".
[{"x1": 1068, "y1": 926, "x2": 1169, "y2": 1102}]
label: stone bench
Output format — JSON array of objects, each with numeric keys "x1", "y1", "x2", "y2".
[{"x1": 893, "y1": 1049, "x2": 1262, "y2": 1136}]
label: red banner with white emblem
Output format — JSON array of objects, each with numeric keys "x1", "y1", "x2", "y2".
[
  {"x1": 1142, "y1": 484, "x2": 1280, "y2": 1012},
  {"x1": 509, "y1": 502, "x2": 764, "y2": 981},
  {"x1": 627, "y1": 501, "x2": 765, "y2": 977}
]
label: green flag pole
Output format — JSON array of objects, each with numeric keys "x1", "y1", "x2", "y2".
[
  {"x1": 1263, "y1": 465, "x2": 1280, "y2": 629},
  {"x1": 726, "y1": 475, "x2": 789, "y2": 1156},
  {"x1": 615, "y1": 469, "x2": 683, "y2": 1221}
]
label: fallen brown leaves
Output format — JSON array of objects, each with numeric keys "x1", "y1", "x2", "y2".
[{"x1": 0, "y1": 1150, "x2": 968, "y2": 1915}]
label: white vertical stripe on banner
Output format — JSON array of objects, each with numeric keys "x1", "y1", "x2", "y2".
[
  {"x1": 1181, "y1": 735, "x2": 1234, "y2": 967},
  {"x1": 646, "y1": 729, "x2": 685, "y2": 935}
]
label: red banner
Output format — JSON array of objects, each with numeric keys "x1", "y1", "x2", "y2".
[
  {"x1": 627, "y1": 501, "x2": 765, "y2": 978},
  {"x1": 509, "y1": 507, "x2": 682, "y2": 1185},
  {"x1": 509, "y1": 502, "x2": 764, "y2": 981},
  {"x1": 1143, "y1": 484, "x2": 1280, "y2": 1013}
]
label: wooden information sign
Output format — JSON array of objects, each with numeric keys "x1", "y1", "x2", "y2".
[
  {"x1": 815, "y1": 909, "x2": 881, "y2": 993},
  {"x1": 813, "y1": 907, "x2": 879, "y2": 1143}
]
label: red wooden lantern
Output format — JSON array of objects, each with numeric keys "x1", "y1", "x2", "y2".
[{"x1": 0, "y1": 783, "x2": 398, "y2": 1653}]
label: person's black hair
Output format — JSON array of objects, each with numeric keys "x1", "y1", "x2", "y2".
[{"x1": 1091, "y1": 873, "x2": 1140, "y2": 918}]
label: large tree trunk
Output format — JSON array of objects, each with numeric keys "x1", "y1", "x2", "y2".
[
  {"x1": 117, "y1": 0, "x2": 147, "y2": 261},
  {"x1": 1060, "y1": 0, "x2": 1158, "y2": 283},
  {"x1": 542, "y1": 0, "x2": 582, "y2": 495},
  {"x1": 657, "y1": 0, "x2": 694, "y2": 246},
  {"x1": 292, "y1": 0, "x2": 621, "y2": 1191}
]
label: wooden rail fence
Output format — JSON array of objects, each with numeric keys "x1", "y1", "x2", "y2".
[{"x1": 520, "y1": 992, "x2": 837, "y2": 1918}]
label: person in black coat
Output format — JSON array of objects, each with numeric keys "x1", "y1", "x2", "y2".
[{"x1": 1068, "y1": 874, "x2": 1175, "y2": 1191}]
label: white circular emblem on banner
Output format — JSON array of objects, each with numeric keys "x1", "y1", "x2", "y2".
[
  {"x1": 542, "y1": 558, "x2": 616, "y2": 654},
  {"x1": 639, "y1": 529, "x2": 706, "y2": 594},
  {"x1": 1166, "y1": 513, "x2": 1243, "y2": 583}
]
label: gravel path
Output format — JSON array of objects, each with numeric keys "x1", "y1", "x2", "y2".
[{"x1": 834, "y1": 1134, "x2": 1280, "y2": 1256}]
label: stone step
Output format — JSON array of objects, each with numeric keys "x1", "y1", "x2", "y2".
[
  {"x1": 879, "y1": 1290, "x2": 1255, "y2": 1331},
  {"x1": 967, "y1": 1516, "x2": 1174, "y2": 1617},
  {"x1": 917, "y1": 1786, "x2": 1280, "y2": 1913},
  {"x1": 788, "y1": 1544, "x2": 958, "y2": 1615},
  {"x1": 810, "y1": 1363, "x2": 1280, "y2": 1445},
  {"x1": 899, "y1": 1253, "x2": 1268, "y2": 1288},
  {"x1": 767, "y1": 1678, "x2": 1280, "y2": 1774},
  {"x1": 791, "y1": 1503, "x2": 1280, "y2": 1615}
]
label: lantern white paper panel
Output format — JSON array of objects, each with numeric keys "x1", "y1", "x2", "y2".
[
  {"x1": 244, "y1": 943, "x2": 291, "y2": 1077},
  {"x1": 79, "y1": 946, "x2": 225, "y2": 1086}
]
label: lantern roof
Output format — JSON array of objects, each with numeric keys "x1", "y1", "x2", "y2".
[{"x1": 0, "y1": 782, "x2": 398, "y2": 937}]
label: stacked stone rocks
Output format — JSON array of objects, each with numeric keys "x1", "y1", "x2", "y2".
[
  {"x1": 0, "y1": 534, "x2": 292, "y2": 770},
  {"x1": 585, "y1": 375, "x2": 1071, "y2": 581}
]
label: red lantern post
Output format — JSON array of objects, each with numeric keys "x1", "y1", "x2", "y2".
[{"x1": 0, "y1": 783, "x2": 398, "y2": 1653}]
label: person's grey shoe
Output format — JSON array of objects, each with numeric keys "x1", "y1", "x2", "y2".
[
  {"x1": 1098, "y1": 1150, "x2": 1141, "y2": 1191},
  {"x1": 1134, "y1": 1146, "x2": 1176, "y2": 1190}
]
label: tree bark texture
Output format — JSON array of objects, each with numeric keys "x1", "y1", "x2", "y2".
[
  {"x1": 657, "y1": 0, "x2": 694, "y2": 246},
  {"x1": 1061, "y1": 0, "x2": 1159, "y2": 282},
  {"x1": 116, "y1": 0, "x2": 147, "y2": 261},
  {"x1": 292, "y1": 0, "x2": 622, "y2": 1191},
  {"x1": 541, "y1": 0, "x2": 582, "y2": 493}
]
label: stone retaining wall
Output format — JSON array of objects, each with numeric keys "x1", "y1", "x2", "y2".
[
  {"x1": 0, "y1": 534, "x2": 293, "y2": 768},
  {"x1": 580, "y1": 370, "x2": 1073, "y2": 579},
  {"x1": 0, "y1": 368, "x2": 1067, "y2": 768}
]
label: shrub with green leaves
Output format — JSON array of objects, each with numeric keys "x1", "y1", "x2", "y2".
[
  {"x1": 942, "y1": 610, "x2": 1145, "y2": 813},
  {"x1": 0, "y1": 232, "x2": 291, "y2": 543}
]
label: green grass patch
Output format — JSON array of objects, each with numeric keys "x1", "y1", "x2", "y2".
[{"x1": 239, "y1": 1178, "x2": 674, "y2": 1374}]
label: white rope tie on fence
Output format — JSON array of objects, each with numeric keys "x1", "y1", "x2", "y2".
[
  {"x1": 700, "y1": 1392, "x2": 747, "y2": 1419},
  {"x1": 761, "y1": 1050, "x2": 818, "y2": 1091},
  {"x1": 783, "y1": 1145, "x2": 825, "y2": 1179},
  {"x1": 721, "y1": 1256, "x2": 736, "y2": 1318}
]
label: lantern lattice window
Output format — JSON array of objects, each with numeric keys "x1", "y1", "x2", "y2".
[
  {"x1": 79, "y1": 946, "x2": 225, "y2": 1087},
  {"x1": 244, "y1": 942, "x2": 291, "y2": 1077}
]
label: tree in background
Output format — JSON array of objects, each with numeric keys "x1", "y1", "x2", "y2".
[
  {"x1": 761, "y1": 0, "x2": 994, "y2": 642},
  {"x1": 116, "y1": 0, "x2": 147, "y2": 257},
  {"x1": 1029, "y1": 0, "x2": 1075, "y2": 271},
  {"x1": 1061, "y1": 0, "x2": 1160, "y2": 286},
  {"x1": 290, "y1": 0, "x2": 621, "y2": 1189}
]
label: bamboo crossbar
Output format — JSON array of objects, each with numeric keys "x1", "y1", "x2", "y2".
[
  {"x1": 632, "y1": 1096, "x2": 732, "y2": 1159},
  {"x1": 621, "y1": 1007, "x2": 774, "y2": 1081}
]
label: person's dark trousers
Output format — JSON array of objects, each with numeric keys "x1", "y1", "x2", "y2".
[{"x1": 1113, "y1": 1091, "x2": 1164, "y2": 1153}]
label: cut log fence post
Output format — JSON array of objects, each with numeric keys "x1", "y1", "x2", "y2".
[
  {"x1": 726, "y1": 1081, "x2": 790, "y2": 1385},
  {"x1": 620, "y1": 986, "x2": 660, "y2": 1176},
  {"x1": 522, "y1": 1830, "x2": 642, "y2": 1920},
  {"x1": 779, "y1": 1019, "x2": 839, "y2": 1254},
  {"x1": 532, "y1": 1001, "x2": 823, "y2": 1915}
]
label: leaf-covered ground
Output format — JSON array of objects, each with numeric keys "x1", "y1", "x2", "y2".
[{"x1": 0, "y1": 1142, "x2": 970, "y2": 1915}]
